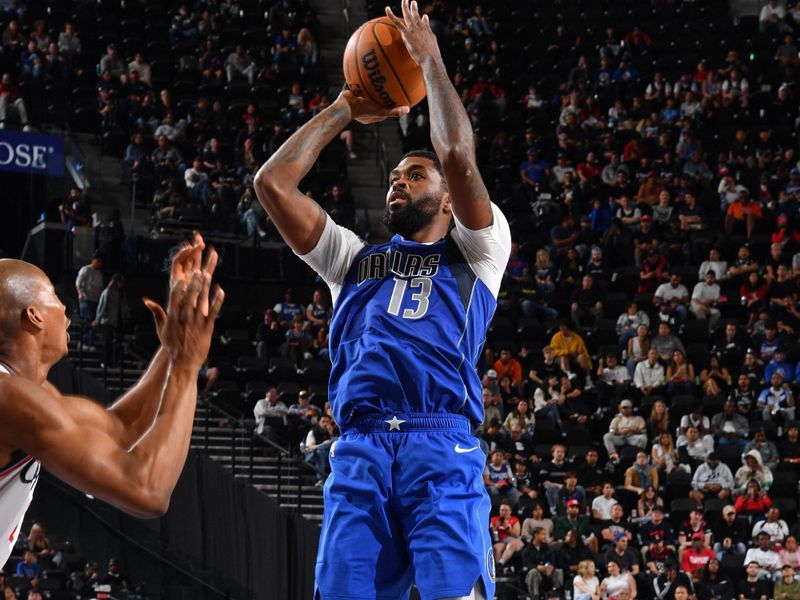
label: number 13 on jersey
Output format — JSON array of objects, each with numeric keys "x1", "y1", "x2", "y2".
[{"x1": 387, "y1": 277, "x2": 432, "y2": 319}]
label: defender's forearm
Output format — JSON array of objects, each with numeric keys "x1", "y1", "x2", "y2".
[{"x1": 257, "y1": 99, "x2": 352, "y2": 190}]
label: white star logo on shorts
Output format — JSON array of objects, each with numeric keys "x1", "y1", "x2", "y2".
[{"x1": 385, "y1": 416, "x2": 406, "y2": 431}]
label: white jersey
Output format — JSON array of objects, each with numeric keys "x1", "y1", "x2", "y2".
[{"x1": 0, "y1": 363, "x2": 41, "y2": 567}]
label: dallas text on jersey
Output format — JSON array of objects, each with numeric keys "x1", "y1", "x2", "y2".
[{"x1": 356, "y1": 249, "x2": 441, "y2": 285}]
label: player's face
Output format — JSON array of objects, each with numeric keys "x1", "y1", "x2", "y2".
[{"x1": 384, "y1": 157, "x2": 448, "y2": 238}]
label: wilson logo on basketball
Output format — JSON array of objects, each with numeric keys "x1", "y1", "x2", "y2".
[{"x1": 361, "y1": 49, "x2": 397, "y2": 108}]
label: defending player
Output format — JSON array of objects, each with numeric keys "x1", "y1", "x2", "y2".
[
  {"x1": 254, "y1": 1, "x2": 511, "y2": 598},
  {"x1": 0, "y1": 235, "x2": 224, "y2": 567}
]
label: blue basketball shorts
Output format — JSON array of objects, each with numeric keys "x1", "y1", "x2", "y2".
[{"x1": 314, "y1": 413, "x2": 495, "y2": 600}]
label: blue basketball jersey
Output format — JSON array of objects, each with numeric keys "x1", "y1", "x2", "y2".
[{"x1": 328, "y1": 231, "x2": 496, "y2": 428}]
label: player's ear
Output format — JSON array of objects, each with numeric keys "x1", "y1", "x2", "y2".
[
  {"x1": 441, "y1": 191, "x2": 451, "y2": 215},
  {"x1": 23, "y1": 306, "x2": 45, "y2": 332}
]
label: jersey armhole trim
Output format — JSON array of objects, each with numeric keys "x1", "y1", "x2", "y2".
[{"x1": 0, "y1": 454, "x2": 32, "y2": 479}]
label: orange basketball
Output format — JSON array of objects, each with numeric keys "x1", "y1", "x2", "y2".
[{"x1": 343, "y1": 16, "x2": 426, "y2": 109}]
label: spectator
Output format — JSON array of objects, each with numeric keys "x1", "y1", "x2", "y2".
[
  {"x1": 15, "y1": 551, "x2": 39, "y2": 579},
  {"x1": 599, "y1": 559, "x2": 636, "y2": 599},
  {"x1": 651, "y1": 432, "x2": 680, "y2": 475},
  {"x1": 690, "y1": 270, "x2": 722, "y2": 331},
  {"x1": 653, "y1": 274, "x2": 690, "y2": 322},
  {"x1": 100, "y1": 558, "x2": 131, "y2": 593},
  {"x1": 639, "y1": 505, "x2": 676, "y2": 551},
  {"x1": 596, "y1": 354, "x2": 633, "y2": 410},
  {"x1": 690, "y1": 453, "x2": 734, "y2": 505},
  {"x1": 573, "y1": 559, "x2": 600, "y2": 600},
  {"x1": 288, "y1": 389, "x2": 321, "y2": 427},
  {"x1": 665, "y1": 350, "x2": 695, "y2": 397},
  {"x1": 725, "y1": 190, "x2": 763, "y2": 240},
  {"x1": 735, "y1": 480, "x2": 773, "y2": 521},
  {"x1": 616, "y1": 302, "x2": 650, "y2": 350},
  {"x1": 592, "y1": 481, "x2": 619, "y2": 522},
  {"x1": 98, "y1": 43, "x2": 125, "y2": 78},
  {"x1": 634, "y1": 348, "x2": 665, "y2": 397},
  {"x1": 603, "y1": 399, "x2": 648, "y2": 463},
  {"x1": 773, "y1": 564, "x2": 800, "y2": 600},
  {"x1": 778, "y1": 535, "x2": 800, "y2": 570},
  {"x1": 75, "y1": 253, "x2": 103, "y2": 350},
  {"x1": 554, "y1": 498, "x2": 598, "y2": 553},
  {"x1": 521, "y1": 501, "x2": 554, "y2": 544},
  {"x1": 737, "y1": 561, "x2": 770, "y2": 600},
  {"x1": 758, "y1": 372, "x2": 796, "y2": 426},
  {"x1": 752, "y1": 505, "x2": 789, "y2": 545},
  {"x1": 253, "y1": 386, "x2": 288, "y2": 437},
  {"x1": 489, "y1": 502, "x2": 524, "y2": 572},
  {"x1": 711, "y1": 399, "x2": 749, "y2": 453},
  {"x1": 484, "y1": 450, "x2": 518, "y2": 507},
  {"x1": 94, "y1": 273, "x2": 127, "y2": 369},
  {"x1": 623, "y1": 452, "x2": 658, "y2": 498},
  {"x1": 743, "y1": 532, "x2": 781, "y2": 580},
  {"x1": 681, "y1": 533, "x2": 717, "y2": 578},
  {"x1": 273, "y1": 288, "x2": 303, "y2": 327},
  {"x1": 549, "y1": 320, "x2": 592, "y2": 376},
  {"x1": 651, "y1": 323, "x2": 685, "y2": 364},
  {"x1": 760, "y1": 0, "x2": 788, "y2": 34},
  {"x1": 302, "y1": 415, "x2": 334, "y2": 484},
  {"x1": 523, "y1": 527, "x2": 563, "y2": 599},
  {"x1": 734, "y1": 449, "x2": 774, "y2": 496},
  {"x1": 713, "y1": 505, "x2": 749, "y2": 558},
  {"x1": 0, "y1": 72, "x2": 30, "y2": 130},
  {"x1": 677, "y1": 426, "x2": 714, "y2": 471}
]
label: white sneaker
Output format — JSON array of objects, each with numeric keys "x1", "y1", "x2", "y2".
[
  {"x1": 348, "y1": 152, "x2": 357, "y2": 160},
  {"x1": 22, "y1": 125, "x2": 32, "y2": 132}
]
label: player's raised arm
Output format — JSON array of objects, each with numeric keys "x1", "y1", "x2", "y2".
[
  {"x1": 254, "y1": 91, "x2": 408, "y2": 254},
  {"x1": 387, "y1": 0, "x2": 492, "y2": 230},
  {"x1": 0, "y1": 270, "x2": 224, "y2": 518}
]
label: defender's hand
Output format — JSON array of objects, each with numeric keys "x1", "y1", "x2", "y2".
[
  {"x1": 153, "y1": 269, "x2": 225, "y2": 369},
  {"x1": 336, "y1": 90, "x2": 408, "y2": 125},
  {"x1": 386, "y1": 0, "x2": 442, "y2": 67}
]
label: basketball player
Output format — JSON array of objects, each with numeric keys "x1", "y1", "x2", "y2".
[
  {"x1": 0, "y1": 235, "x2": 224, "y2": 567},
  {"x1": 253, "y1": 2, "x2": 511, "y2": 598}
]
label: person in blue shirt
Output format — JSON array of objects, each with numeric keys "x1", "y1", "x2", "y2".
[
  {"x1": 252, "y1": 2, "x2": 512, "y2": 598},
  {"x1": 764, "y1": 348, "x2": 794, "y2": 384},
  {"x1": 16, "y1": 550, "x2": 40, "y2": 579}
]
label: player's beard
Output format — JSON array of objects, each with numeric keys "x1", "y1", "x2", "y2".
[{"x1": 382, "y1": 193, "x2": 442, "y2": 238}]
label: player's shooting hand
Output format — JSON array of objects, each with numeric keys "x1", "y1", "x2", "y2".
[
  {"x1": 385, "y1": 0, "x2": 442, "y2": 67},
  {"x1": 145, "y1": 267, "x2": 225, "y2": 369},
  {"x1": 337, "y1": 89, "x2": 409, "y2": 125}
]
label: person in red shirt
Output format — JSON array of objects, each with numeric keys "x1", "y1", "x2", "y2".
[
  {"x1": 725, "y1": 190, "x2": 763, "y2": 240},
  {"x1": 489, "y1": 502, "x2": 524, "y2": 571},
  {"x1": 680, "y1": 533, "x2": 717, "y2": 576},
  {"x1": 493, "y1": 347, "x2": 523, "y2": 394},
  {"x1": 0, "y1": 72, "x2": 31, "y2": 130}
]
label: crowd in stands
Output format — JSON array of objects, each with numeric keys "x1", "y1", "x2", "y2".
[
  {"x1": 0, "y1": 0, "x2": 357, "y2": 238},
  {"x1": 2, "y1": 522, "x2": 138, "y2": 599}
]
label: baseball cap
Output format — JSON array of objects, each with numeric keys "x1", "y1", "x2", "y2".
[
  {"x1": 299, "y1": 389, "x2": 309, "y2": 397},
  {"x1": 613, "y1": 531, "x2": 627, "y2": 541},
  {"x1": 619, "y1": 399, "x2": 633, "y2": 408},
  {"x1": 723, "y1": 507, "x2": 736, "y2": 516},
  {"x1": 651, "y1": 505, "x2": 664, "y2": 513},
  {"x1": 567, "y1": 499, "x2": 581, "y2": 508},
  {"x1": 641, "y1": 214, "x2": 652, "y2": 222},
  {"x1": 692, "y1": 532, "x2": 704, "y2": 541},
  {"x1": 778, "y1": 214, "x2": 789, "y2": 223},
  {"x1": 486, "y1": 369, "x2": 498, "y2": 378}
]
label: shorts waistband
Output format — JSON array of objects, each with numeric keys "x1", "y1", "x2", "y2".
[{"x1": 343, "y1": 413, "x2": 472, "y2": 434}]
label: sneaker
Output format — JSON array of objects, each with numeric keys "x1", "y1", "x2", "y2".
[{"x1": 348, "y1": 152, "x2": 357, "y2": 160}]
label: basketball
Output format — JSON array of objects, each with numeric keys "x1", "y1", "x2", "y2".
[{"x1": 343, "y1": 16, "x2": 426, "y2": 109}]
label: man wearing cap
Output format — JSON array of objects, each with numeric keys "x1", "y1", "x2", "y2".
[
  {"x1": 712, "y1": 505, "x2": 748, "y2": 558},
  {"x1": 603, "y1": 399, "x2": 647, "y2": 463},
  {"x1": 639, "y1": 505, "x2": 676, "y2": 553},
  {"x1": 643, "y1": 534, "x2": 676, "y2": 581},
  {"x1": 553, "y1": 498, "x2": 598, "y2": 554},
  {"x1": 690, "y1": 270, "x2": 722, "y2": 331},
  {"x1": 744, "y1": 532, "x2": 781, "y2": 579},
  {"x1": 288, "y1": 389, "x2": 321, "y2": 427},
  {"x1": 690, "y1": 452, "x2": 734, "y2": 504},
  {"x1": 680, "y1": 533, "x2": 717, "y2": 575}
]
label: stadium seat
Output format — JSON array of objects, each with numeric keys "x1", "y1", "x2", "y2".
[
  {"x1": 771, "y1": 472, "x2": 799, "y2": 499},
  {"x1": 670, "y1": 498, "x2": 698, "y2": 528}
]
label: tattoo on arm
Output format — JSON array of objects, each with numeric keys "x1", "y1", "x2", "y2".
[{"x1": 266, "y1": 104, "x2": 351, "y2": 181}]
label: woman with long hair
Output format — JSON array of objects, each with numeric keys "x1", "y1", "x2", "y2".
[
  {"x1": 651, "y1": 432, "x2": 679, "y2": 474},
  {"x1": 666, "y1": 349, "x2": 695, "y2": 396},
  {"x1": 573, "y1": 559, "x2": 600, "y2": 600},
  {"x1": 533, "y1": 249, "x2": 557, "y2": 295},
  {"x1": 521, "y1": 501, "x2": 553, "y2": 544},
  {"x1": 699, "y1": 354, "x2": 731, "y2": 396},
  {"x1": 626, "y1": 324, "x2": 650, "y2": 377},
  {"x1": 637, "y1": 485, "x2": 664, "y2": 523},
  {"x1": 695, "y1": 558, "x2": 735, "y2": 600},
  {"x1": 503, "y1": 398, "x2": 535, "y2": 434},
  {"x1": 647, "y1": 399, "x2": 671, "y2": 439},
  {"x1": 600, "y1": 560, "x2": 637, "y2": 599}
]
